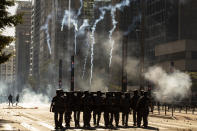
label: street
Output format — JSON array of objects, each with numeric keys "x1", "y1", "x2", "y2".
[{"x1": 0, "y1": 104, "x2": 197, "y2": 131}]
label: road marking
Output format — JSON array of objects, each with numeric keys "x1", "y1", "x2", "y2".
[
  {"x1": 21, "y1": 122, "x2": 39, "y2": 131},
  {"x1": 128, "y1": 122, "x2": 166, "y2": 130},
  {"x1": 38, "y1": 122, "x2": 54, "y2": 130},
  {"x1": 149, "y1": 121, "x2": 185, "y2": 129},
  {"x1": 4, "y1": 124, "x2": 13, "y2": 130}
]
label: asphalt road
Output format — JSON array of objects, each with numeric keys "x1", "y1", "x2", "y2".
[{"x1": 0, "y1": 103, "x2": 197, "y2": 131}]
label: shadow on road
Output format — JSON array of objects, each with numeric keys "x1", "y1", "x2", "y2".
[{"x1": 52, "y1": 125, "x2": 159, "y2": 131}]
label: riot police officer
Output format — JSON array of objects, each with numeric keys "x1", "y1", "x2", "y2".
[
  {"x1": 136, "y1": 91, "x2": 151, "y2": 128},
  {"x1": 114, "y1": 92, "x2": 121, "y2": 127},
  {"x1": 130, "y1": 90, "x2": 140, "y2": 126},
  {"x1": 108, "y1": 92, "x2": 114, "y2": 127},
  {"x1": 50, "y1": 89, "x2": 65, "y2": 129},
  {"x1": 73, "y1": 91, "x2": 83, "y2": 127},
  {"x1": 121, "y1": 93, "x2": 131, "y2": 127},
  {"x1": 64, "y1": 92, "x2": 73, "y2": 128},
  {"x1": 104, "y1": 92, "x2": 110, "y2": 127},
  {"x1": 83, "y1": 91, "x2": 93, "y2": 128},
  {"x1": 93, "y1": 91, "x2": 103, "y2": 127}
]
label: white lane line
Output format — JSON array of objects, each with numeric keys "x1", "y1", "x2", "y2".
[
  {"x1": 149, "y1": 121, "x2": 185, "y2": 129},
  {"x1": 38, "y1": 122, "x2": 54, "y2": 130},
  {"x1": 128, "y1": 122, "x2": 166, "y2": 130},
  {"x1": 4, "y1": 124, "x2": 13, "y2": 130},
  {"x1": 21, "y1": 122, "x2": 39, "y2": 131}
]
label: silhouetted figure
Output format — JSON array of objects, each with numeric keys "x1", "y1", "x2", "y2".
[
  {"x1": 16, "y1": 94, "x2": 19, "y2": 106},
  {"x1": 108, "y1": 92, "x2": 114, "y2": 127},
  {"x1": 114, "y1": 92, "x2": 121, "y2": 127},
  {"x1": 8, "y1": 94, "x2": 13, "y2": 106},
  {"x1": 130, "y1": 90, "x2": 140, "y2": 126},
  {"x1": 93, "y1": 91, "x2": 103, "y2": 127},
  {"x1": 83, "y1": 91, "x2": 93, "y2": 128},
  {"x1": 121, "y1": 93, "x2": 131, "y2": 127},
  {"x1": 73, "y1": 91, "x2": 82, "y2": 127},
  {"x1": 64, "y1": 92, "x2": 73, "y2": 128},
  {"x1": 50, "y1": 89, "x2": 65, "y2": 129},
  {"x1": 136, "y1": 91, "x2": 151, "y2": 128},
  {"x1": 104, "y1": 92, "x2": 110, "y2": 127}
]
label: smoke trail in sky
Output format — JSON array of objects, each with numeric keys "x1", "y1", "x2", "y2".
[
  {"x1": 89, "y1": 0, "x2": 136, "y2": 84},
  {"x1": 90, "y1": 8, "x2": 106, "y2": 84},
  {"x1": 77, "y1": 0, "x2": 83, "y2": 17},
  {"x1": 75, "y1": 19, "x2": 89, "y2": 54},
  {"x1": 124, "y1": 14, "x2": 141, "y2": 36},
  {"x1": 61, "y1": 0, "x2": 87, "y2": 54},
  {"x1": 109, "y1": 8, "x2": 117, "y2": 67},
  {"x1": 82, "y1": 35, "x2": 90, "y2": 79},
  {"x1": 40, "y1": 14, "x2": 52, "y2": 55}
]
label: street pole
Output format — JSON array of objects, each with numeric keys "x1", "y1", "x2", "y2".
[
  {"x1": 71, "y1": 56, "x2": 74, "y2": 91},
  {"x1": 122, "y1": 35, "x2": 128, "y2": 92},
  {"x1": 139, "y1": 0, "x2": 145, "y2": 90},
  {"x1": 59, "y1": 59, "x2": 62, "y2": 88}
]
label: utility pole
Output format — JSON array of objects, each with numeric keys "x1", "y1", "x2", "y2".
[
  {"x1": 122, "y1": 35, "x2": 128, "y2": 92},
  {"x1": 139, "y1": 0, "x2": 145, "y2": 90},
  {"x1": 71, "y1": 56, "x2": 74, "y2": 91},
  {"x1": 59, "y1": 59, "x2": 62, "y2": 88}
]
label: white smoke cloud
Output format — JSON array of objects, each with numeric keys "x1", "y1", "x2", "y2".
[
  {"x1": 145, "y1": 66, "x2": 192, "y2": 103},
  {"x1": 20, "y1": 88, "x2": 50, "y2": 108}
]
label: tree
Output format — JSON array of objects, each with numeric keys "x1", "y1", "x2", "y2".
[{"x1": 0, "y1": 0, "x2": 22, "y2": 64}]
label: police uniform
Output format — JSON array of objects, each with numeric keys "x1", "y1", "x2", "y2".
[
  {"x1": 93, "y1": 91, "x2": 103, "y2": 126},
  {"x1": 104, "y1": 92, "x2": 110, "y2": 127},
  {"x1": 130, "y1": 90, "x2": 140, "y2": 126},
  {"x1": 64, "y1": 92, "x2": 73, "y2": 128},
  {"x1": 50, "y1": 89, "x2": 65, "y2": 129},
  {"x1": 83, "y1": 91, "x2": 93, "y2": 128},
  {"x1": 73, "y1": 92, "x2": 82, "y2": 127},
  {"x1": 136, "y1": 91, "x2": 151, "y2": 127},
  {"x1": 121, "y1": 93, "x2": 131, "y2": 126},
  {"x1": 114, "y1": 92, "x2": 121, "y2": 127}
]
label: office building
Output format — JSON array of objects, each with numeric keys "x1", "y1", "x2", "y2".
[{"x1": 15, "y1": 1, "x2": 31, "y2": 92}]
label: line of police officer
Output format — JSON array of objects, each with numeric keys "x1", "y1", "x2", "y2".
[{"x1": 50, "y1": 89, "x2": 151, "y2": 129}]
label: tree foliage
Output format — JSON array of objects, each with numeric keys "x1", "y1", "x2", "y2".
[{"x1": 0, "y1": 0, "x2": 22, "y2": 64}]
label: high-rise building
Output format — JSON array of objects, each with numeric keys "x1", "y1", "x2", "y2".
[
  {"x1": 0, "y1": 45, "x2": 16, "y2": 85},
  {"x1": 31, "y1": 0, "x2": 79, "y2": 90},
  {"x1": 145, "y1": 0, "x2": 197, "y2": 63},
  {"x1": 15, "y1": 1, "x2": 31, "y2": 92}
]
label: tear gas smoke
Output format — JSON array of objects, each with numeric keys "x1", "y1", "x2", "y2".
[
  {"x1": 20, "y1": 88, "x2": 50, "y2": 108},
  {"x1": 0, "y1": 81, "x2": 13, "y2": 103},
  {"x1": 90, "y1": 0, "x2": 136, "y2": 84},
  {"x1": 61, "y1": 0, "x2": 87, "y2": 55},
  {"x1": 40, "y1": 14, "x2": 52, "y2": 54},
  {"x1": 109, "y1": 8, "x2": 117, "y2": 67},
  {"x1": 90, "y1": 8, "x2": 106, "y2": 85},
  {"x1": 77, "y1": 0, "x2": 83, "y2": 17},
  {"x1": 145, "y1": 66, "x2": 192, "y2": 103},
  {"x1": 0, "y1": 81, "x2": 53, "y2": 108},
  {"x1": 124, "y1": 14, "x2": 141, "y2": 36},
  {"x1": 82, "y1": 33, "x2": 90, "y2": 79}
]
